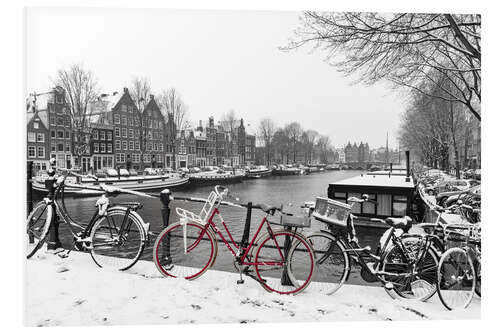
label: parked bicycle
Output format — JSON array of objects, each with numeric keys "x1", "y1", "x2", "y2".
[
  {"x1": 437, "y1": 223, "x2": 481, "y2": 310},
  {"x1": 26, "y1": 159, "x2": 152, "y2": 271},
  {"x1": 152, "y1": 185, "x2": 315, "y2": 295},
  {"x1": 295, "y1": 195, "x2": 439, "y2": 300}
]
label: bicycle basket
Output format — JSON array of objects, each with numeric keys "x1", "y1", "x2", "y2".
[
  {"x1": 312, "y1": 197, "x2": 351, "y2": 227},
  {"x1": 280, "y1": 214, "x2": 311, "y2": 228}
]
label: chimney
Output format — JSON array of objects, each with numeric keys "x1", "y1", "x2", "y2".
[
  {"x1": 150, "y1": 94, "x2": 154, "y2": 100},
  {"x1": 123, "y1": 87, "x2": 128, "y2": 94},
  {"x1": 405, "y1": 150, "x2": 411, "y2": 182},
  {"x1": 209, "y1": 116, "x2": 214, "y2": 127}
]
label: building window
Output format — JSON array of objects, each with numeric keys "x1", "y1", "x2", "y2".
[
  {"x1": 392, "y1": 195, "x2": 407, "y2": 217},
  {"x1": 94, "y1": 144, "x2": 99, "y2": 153},
  {"x1": 153, "y1": 143, "x2": 158, "y2": 151},
  {"x1": 66, "y1": 144, "x2": 70, "y2": 152},
  {"x1": 135, "y1": 129, "x2": 140, "y2": 138},
  {"x1": 159, "y1": 143, "x2": 163, "y2": 151},
  {"x1": 122, "y1": 141, "x2": 128, "y2": 150},
  {"x1": 115, "y1": 140, "x2": 121, "y2": 151},
  {"x1": 51, "y1": 130, "x2": 56, "y2": 139},
  {"x1": 65, "y1": 131, "x2": 70, "y2": 139},
  {"x1": 129, "y1": 141, "x2": 134, "y2": 151},
  {"x1": 37, "y1": 147, "x2": 45, "y2": 158},
  {"x1": 129, "y1": 128, "x2": 134, "y2": 138},
  {"x1": 122, "y1": 115, "x2": 127, "y2": 125},
  {"x1": 28, "y1": 146, "x2": 36, "y2": 158},
  {"x1": 56, "y1": 117, "x2": 64, "y2": 126},
  {"x1": 51, "y1": 144, "x2": 56, "y2": 152},
  {"x1": 107, "y1": 131, "x2": 112, "y2": 141},
  {"x1": 121, "y1": 105, "x2": 127, "y2": 113},
  {"x1": 36, "y1": 133, "x2": 45, "y2": 143},
  {"x1": 114, "y1": 114, "x2": 120, "y2": 124},
  {"x1": 100, "y1": 143, "x2": 106, "y2": 153},
  {"x1": 57, "y1": 143, "x2": 64, "y2": 152},
  {"x1": 93, "y1": 130, "x2": 99, "y2": 140},
  {"x1": 57, "y1": 131, "x2": 64, "y2": 139},
  {"x1": 115, "y1": 127, "x2": 120, "y2": 137},
  {"x1": 28, "y1": 132, "x2": 36, "y2": 142},
  {"x1": 135, "y1": 141, "x2": 140, "y2": 151},
  {"x1": 33, "y1": 122, "x2": 39, "y2": 129},
  {"x1": 100, "y1": 131, "x2": 105, "y2": 140},
  {"x1": 107, "y1": 143, "x2": 112, "y2": 153},
  {"x1": 122, "y1": 127, "x2": 127, "y2": 138},
  {"x1": 50, "y1": 116, "x2": 55, "y2": 125}
]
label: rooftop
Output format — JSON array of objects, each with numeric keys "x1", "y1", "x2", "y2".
[{"x1": 331, "y1": 173, "x2": 415, "y2": 189}]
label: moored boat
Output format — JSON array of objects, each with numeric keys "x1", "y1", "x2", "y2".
[
  {"x1": 246, "y1": 165, "x2": 272, "y2": 179},
  {"x1": 272, "y1": 165, "x2": 302, "y2": 176},
  {"x1": 32, "y1": 172, "x2": 190, "y2": 196},
  {"x1": 189, "y1": 170, "x2": 245, "y2": 185}
]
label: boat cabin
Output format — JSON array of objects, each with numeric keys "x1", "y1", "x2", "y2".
[{"x1": 328, "y1": 172, "x2": 416, "y2": 226}]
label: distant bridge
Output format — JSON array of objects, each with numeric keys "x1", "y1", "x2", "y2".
[{"x1": 339, "y1": 161, "x2": 393, "y2": 170}]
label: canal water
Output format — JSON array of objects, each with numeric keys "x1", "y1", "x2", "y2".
[{"x1": 41, "y1": 170, "x2": 386, "y2": 286}]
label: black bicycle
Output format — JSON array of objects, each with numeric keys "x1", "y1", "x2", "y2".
[
  {"x1": 27, "y1": 160, "x2": 153, "y2": 271},
  {"x1": 293, "y1": 195, "x2": 439, "y2": 300}
]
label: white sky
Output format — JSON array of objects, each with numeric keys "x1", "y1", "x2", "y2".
[{"x1": 25, "y1": 7, "x2": 405, "y2": 148}]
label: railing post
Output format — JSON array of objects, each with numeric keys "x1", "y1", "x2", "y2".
[
  {"x1": 46, "y1": 164, "x2": 62, "y2": 250},
  {"x1": 27, "y1": 161, "x2": 33, "y2": 215},
  {"x1": 159, "y1": 189, "x2": 172, "y2": 265}
]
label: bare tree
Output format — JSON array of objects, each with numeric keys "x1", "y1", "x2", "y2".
[
  {"x1": 55, "y1": 64, "x2": 100, "y2": 168},
  {"x1": 258, "y1": 118, "x2": 277, "y2": 165},
  {"x1": 283, "y1": 12, "x2": 481, "y2": 121},
  {"x1": 316, "y1": 135, "x2": 332, "y2": 164},
  {"x1": 157, "y1": 88, "x2": 190, "y2": 169},
  {"x1": 284, "y1": 122, "x2": 303, "y2": 163},
  {"x1": 301, "y1": 130, "x2": 319, "y2": 164}
]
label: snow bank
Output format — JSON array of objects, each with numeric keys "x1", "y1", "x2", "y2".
[{"x1": 25, "y1": 249, "x2": 480, "y2": 326}]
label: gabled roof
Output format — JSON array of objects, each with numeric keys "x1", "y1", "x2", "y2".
[{"x1": 27, "y1": 110, "x2": 49, "y2": 129}]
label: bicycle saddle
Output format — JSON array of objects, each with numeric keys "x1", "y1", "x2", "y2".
[
  {"x1": 255, "y1": 203, "x2": 280, "y2": 215},
  {"x1": 384, "y1": 216, "x2": 413, "y2": 232}
]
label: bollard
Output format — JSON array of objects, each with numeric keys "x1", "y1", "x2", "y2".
[
  {"x1": 159, "y1": 189, "x2": 172, "y2": 265},
  {"x1": 46, "y1": 165, "x2": 62, "y2": 250},
  {"x1": 280, "y1": 203, "x2": 293, "y2": 286},
  {"x1": 27, "y1": 161, "x2": 33, "y2": 215}
]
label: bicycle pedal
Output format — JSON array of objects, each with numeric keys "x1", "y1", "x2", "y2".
[{"x1": 237, "y1": 279, "x2": 245, "y2": 285}]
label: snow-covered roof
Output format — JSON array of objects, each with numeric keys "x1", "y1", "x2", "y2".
[
  {"x1": 331, "y1": 174, "x2": 415, "y2": 189},
  {"x1": 91, "y1": 92, "x2": 122, "y2": 114}
]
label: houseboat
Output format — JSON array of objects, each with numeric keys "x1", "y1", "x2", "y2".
[
  {"x1": 325, "y1": 153, "x2": 416, "y2": 228},
  {"x1": 272, "y1": 165, "x2": 303, "y2": 176},
  {"x1": 246, "y1": 165, "x2": 272, "y2": 179},
  {"x1": 32, "y1": 171, "x2": 190, "y2": 196},
  {"x1": 188, "y1": 170, "x2": 245, "y2": 185}
]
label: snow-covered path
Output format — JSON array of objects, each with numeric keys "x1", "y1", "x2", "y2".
[{"x1": 25, "y1": 250, "x2": 480, "y2": 326}]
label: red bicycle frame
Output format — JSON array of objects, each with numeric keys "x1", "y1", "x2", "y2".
[{"x1": 195, "y1": 207, "x2": 287, "y2": 267}]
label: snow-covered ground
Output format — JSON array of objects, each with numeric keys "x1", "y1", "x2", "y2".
[{"x1": 25, "y1": 249, "x2": 480, "y2": 326}]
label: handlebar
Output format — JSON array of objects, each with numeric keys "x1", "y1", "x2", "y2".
[{"x1": 214, "y1": 185, "x2": 228, "y2": 198}]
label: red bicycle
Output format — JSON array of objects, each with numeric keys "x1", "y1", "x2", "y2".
[{"x1": 152, "y1": 186, "x2": 315, "y2": 295}]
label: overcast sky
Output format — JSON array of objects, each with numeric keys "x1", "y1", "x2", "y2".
[{"x1": 26, "y1": 7, "x2": 406, "y2": 148}]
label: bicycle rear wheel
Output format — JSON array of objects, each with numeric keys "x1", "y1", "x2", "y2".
[
  {"x1": 90, "y1": 209, "x2": 146, "y2": 271},
  {"x1": 437, "y1": 247, "x2": 476, "y2": 310},
  {"x1": 26, "y1": 201, "x2": 52, "y2": 259},
  {"x1": 301, "y1": 231, "x2": 349, "y2": 295},
  {"x1": 382, "y1": 236, "x2": 439, "y2": 301},
  {"x1": 153, "y1": 221, "x2": 215, "y2": 280},
  {"x1": 254, "y1": 230, "x2": 315, "y2": 295}
]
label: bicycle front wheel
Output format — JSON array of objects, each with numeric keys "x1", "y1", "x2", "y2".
[
  {"x1": 153, "y1": 221, "x2": 215, "y2": 280},
  {"x1": 382, "y1": 236, "x2": 439, "y2": 301},
  {"x1": 302, "y1": 231, "x2": 349, "y2": 295},
  {"x1": 437, "y1": 247, "x2": 476, "y2": 310},
  {"x1": 26, "y1": 201, "x2": 52, "y2": 259},
  {"x1": 90, "y1": 209, "x2": 146, "y2": 271},
  {"x1": 254, "y1": 230, "x2": 315, "y2": 295}
]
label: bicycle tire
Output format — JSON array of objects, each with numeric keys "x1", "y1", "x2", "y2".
[
  {"x1": 153, "y1": 221, "x2": 216, "y2": 280},
  {"x1": 437, "y1": 247, "x2": 476, "y2": 310},
  {"x1": 90, "y1": 208, "x2": 146, "y2": 271},
  {"x1": 475, "y1": 260, "x2": 481, "y2": 297},
  {"x1": 26, "y1": 201, "x2": 53, "y2": 259},
  {"x1": 382, "y1": 235, "x2": 439, "y2": 301},
  {"x1": 300, "y1": 231, "x2": 350, "y2": 295},
  {"x1": 254, "y1": 230, "x2": 315, "y2": 295}
]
